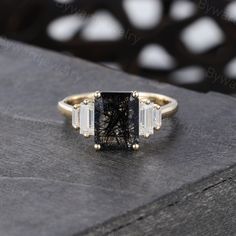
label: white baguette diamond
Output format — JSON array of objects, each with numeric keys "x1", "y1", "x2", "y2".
[
  {"x1": 72, "y1": 106, "x2": 80, "y2": 129},
  {"x1": 139, "y1": 102, "x2": 162, "y2": 136},
  {"x1": 153, "y1": 106, "x2": 162, "y2": 129},
  {"x1": 72, "y1": 102, "x2": 95, "y2": 136},
  {"x1": 80, "y1": 102, "x2": 94, "y2": 136}
]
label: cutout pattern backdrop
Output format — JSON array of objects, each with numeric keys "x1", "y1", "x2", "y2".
[{"x1": 0, "y1": 0, "x2": 236, "y2": 94}]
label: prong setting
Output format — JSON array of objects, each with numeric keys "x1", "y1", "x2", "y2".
[
  {"x1": 94, "y1": 91, "x2": 101, "y2": 99},
  {"x1": 132, "y1": 91, "x2": 139, "y2": 98},
  {"x1": 132, "y1": 144, "x2": 139, "y2": 150},
  {"x1": 83, "y1": 133, "x2": 90, "y2": 138},
  {"x1": 73, "y1": 104, "x2": 79, "y2": 109},
  {"x1": 83, "y1": 99, "x2": 89, "y2": 105},
  {"x1": 76, "y1": 91, "x2": 161, "y2": 150},
  {"x1": 154, "y1": 104, "x2": 161, "y2": 110},
  {"x1": 94, "y1": 144, "x2": 101, "y2": 151},
  {"x1": 95, "y1": 92, "x2": 139, "y2": 150}
]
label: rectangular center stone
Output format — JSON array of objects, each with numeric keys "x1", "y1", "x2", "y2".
[{"x1": 95, "y1": 92, "x2": 139, "y2": 150}]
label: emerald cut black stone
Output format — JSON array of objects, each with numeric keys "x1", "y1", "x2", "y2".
[{"x1": 95, "y1": 92, "x2": 139, "y2": 150}]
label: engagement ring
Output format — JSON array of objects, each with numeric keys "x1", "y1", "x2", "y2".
[{"x1": 58, "y1": 91, "x2": 178, "y2": 151}]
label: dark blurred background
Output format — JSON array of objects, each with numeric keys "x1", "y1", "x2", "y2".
[{"x1": 1, "y1": 0, "x2": 236, "y2": 96}]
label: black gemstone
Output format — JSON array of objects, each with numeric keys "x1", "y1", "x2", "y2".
[{"x1": 95, "y1": 92, "x2": 139, "y2": 150}]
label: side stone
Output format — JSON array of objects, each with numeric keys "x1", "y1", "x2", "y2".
[
  {"x1": 72, "y1": 106, "x2": 80, "y2": 129},
  {"x1": 139, "y1": 102, "x2": 162, "y2": 136},
  {"x1": 79, "y1": 102, "x2": 94, "y2": 136}
]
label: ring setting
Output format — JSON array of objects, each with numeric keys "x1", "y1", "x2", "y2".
[{"x1": 58, "y1": 91, "x2": 178, "y2": 151}]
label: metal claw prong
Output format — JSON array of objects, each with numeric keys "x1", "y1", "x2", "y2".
[
  {"x1": 154, "y1": 104, "x2": 161, "y2": 110},
  {"x1": 83, "y1": 99, "x2": 89, "y2": 105},
  {"x1": 94, "y1": 91, "x2": 101, "y2": 99},
  {"x1": 132, "y1": 91, "x2": 139, "y2": 98},
  {"x1": 83, "y1": 133, "x2": 90, "y2": 138},
  {"x1": 132, "y1": 144, "x2": 139, "y2": 150},
  {"x1": 94, "y1": 144, "x2": 101, "y2": 151},
  {"x1": 73, "y1": 104, "x2": 79, "y2": 109}
]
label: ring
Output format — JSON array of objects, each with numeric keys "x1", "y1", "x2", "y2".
[{"x1": 58, "y1": 91, "x2": 178, "y2": 151}]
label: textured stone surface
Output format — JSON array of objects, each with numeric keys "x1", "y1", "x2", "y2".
[
  {"x1": 88, "y1": 166, "x2": 236, "y2": 236},
  {"x1": 0, "y1": 38, "x2": 235, "y2": 236},
  {"x1": 95, "y1": 92, "x2": 139, "y2": 150}
]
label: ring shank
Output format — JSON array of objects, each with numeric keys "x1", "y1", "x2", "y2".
[{"x1": 58, "y1": 92, "x2": 178, "y2": 119}]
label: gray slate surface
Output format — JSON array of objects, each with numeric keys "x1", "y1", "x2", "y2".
[{"x1": 0, "y1": 38, "x2": 235, "y2": 236}]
